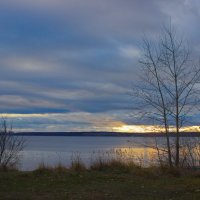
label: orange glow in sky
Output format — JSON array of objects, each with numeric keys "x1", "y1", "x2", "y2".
[{"x1": 113, "y1": 125, "x2": 200, "y2": 133}]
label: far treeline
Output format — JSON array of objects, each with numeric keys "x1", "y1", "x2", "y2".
[{"x1": 13, "y1": 131, "x2": 200, "y2": 137}]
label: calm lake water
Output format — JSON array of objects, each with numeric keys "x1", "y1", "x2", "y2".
[
  {"x1": 20, "y1": 136, "x2": 196, "y2": 171},
  {"x1": 20, "y1": 136, "x2": 157, "y2": 171}
]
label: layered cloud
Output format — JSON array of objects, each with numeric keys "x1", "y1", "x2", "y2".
[{"x1": 0, "y1": 1, "x2": 200, "y2": 131}]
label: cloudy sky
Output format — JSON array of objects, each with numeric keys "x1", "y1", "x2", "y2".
[{"x1": 0, "y1": 0, "x2": 200, "y2": 132}]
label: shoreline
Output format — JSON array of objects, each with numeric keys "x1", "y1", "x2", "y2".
[{"x1": 13, "y1": 131, "x2": 200, "y2": 137}]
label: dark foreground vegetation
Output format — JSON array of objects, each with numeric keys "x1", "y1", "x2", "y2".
[{"x1": 1, "y1": 161, "x2": 200, "y2": 200}]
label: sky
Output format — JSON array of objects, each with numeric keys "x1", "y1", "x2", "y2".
[{"x1": 1, "y1": 0, "x2": 200, "y2": 132}]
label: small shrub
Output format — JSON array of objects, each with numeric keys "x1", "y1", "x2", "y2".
[
  {"x1": 90, "y1": 157, "x2": 106, "y2": 171},
  {"x1": 70, "y1": 152, "x2": 86, "y2": 171},
  {"x1": 157, "y1": 165, "x2": 182, "y2": 177},
  {"x1": 0, "y1": 118, "x2": 25, "y2": 169},
  {"x1": 191, "y1": 170, "x2": 200, "y2": 178},
  {"x1": 70, "y1": 161, "x2": 86, "y2": 171},
  {"x1": 0, "y1": 165, "x2": 18, "y2": 172},
  {"x1": 90, "y1": 158, "x2": 139, "y2": 173},
  {"x1": 33, "y1": 163, "x2": 53, "y2": 175},
  {"x1": 54, "y1": 163, "x2": 68, "y2": 173}
]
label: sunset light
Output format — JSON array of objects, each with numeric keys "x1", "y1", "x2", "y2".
[
  {"x1": 113, "y1": 125, "x2": 200, "y2": 133},
  {"x1": 113, "y1": 125, "x2": 156, "y2": 133}
]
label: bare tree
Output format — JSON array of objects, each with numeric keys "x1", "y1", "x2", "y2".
[
  {"x1": 133, "y1": 25, "x2": 200, "y2": 167},
  {"x1": 0, "y1": 118, "x2": 25, "y2": 170},
  {"x1": 179, "y1": 137, "x2": 200, "y2": 168}
]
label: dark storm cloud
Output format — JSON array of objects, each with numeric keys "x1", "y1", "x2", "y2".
[{"x1": 0, "y1": 0, "x2": 200, "y2": 130}]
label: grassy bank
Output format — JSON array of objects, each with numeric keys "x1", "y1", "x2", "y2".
[{"x1": 1, "y1": 163, "x2": 200, "y2": 200}]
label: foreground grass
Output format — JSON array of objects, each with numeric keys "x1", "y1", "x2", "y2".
[{"x1": 1, "y1": 166, "x2": 200, "y2": 200}]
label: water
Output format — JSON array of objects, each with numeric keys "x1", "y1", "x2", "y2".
[
  {"x1": 19, "y1": 136, "x2": 200, "y2": 170},
  {"x1": 20, "y1": 136, "x2": 155, "y2": 171}
]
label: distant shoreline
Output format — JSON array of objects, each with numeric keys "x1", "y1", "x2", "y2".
[{"x1": 13, "y1": 131, "x2": 200, "y2": 137}]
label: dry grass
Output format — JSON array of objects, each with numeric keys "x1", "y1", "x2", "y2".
[
  {"x1": 90, "y1": 158, "x2": 140, "y2": 172},
  {"x1": 1, "y1": 167, "x2": 200, "y2": 200}
]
